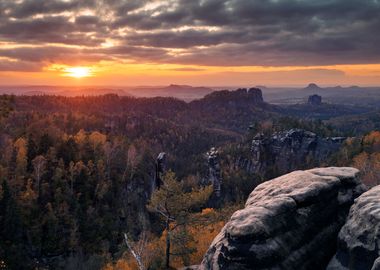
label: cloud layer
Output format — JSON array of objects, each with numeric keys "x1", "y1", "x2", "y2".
[{"x1": 0, "y1": 0, "x2": 379, "y2": 71}]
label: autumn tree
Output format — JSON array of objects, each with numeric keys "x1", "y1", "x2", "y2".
[
  {"x1": 32, "y1": 155, "x2": 47, "y2": 198},
  {"x1": 148, "y1": 171, "x2": 212, "y2": 269},
  {"x1": 14, "y1": 138, "x2": 27, "y2": 177}
]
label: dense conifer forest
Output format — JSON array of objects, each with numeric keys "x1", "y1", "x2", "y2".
[{"x1": 0, "y1": 93, "x2": 379, "y2": 269}]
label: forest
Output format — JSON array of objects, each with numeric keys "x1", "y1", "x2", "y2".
[{"x1": 0, "y1": 93, "x2": 380, "y2": 270}]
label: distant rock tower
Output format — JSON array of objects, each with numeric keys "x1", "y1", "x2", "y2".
[
  {"x1": 155, "y1": 152, "x2": 166, "y2": 189},
  {"x1": 248, "y1": 87, "x2": 264, "y2": 104},
  {"x1": 207, "y1": 147, "x2": 222, "y2": 197},
  {"x1": 308, "y1": 94, "x2": 322, "y2": 105}
]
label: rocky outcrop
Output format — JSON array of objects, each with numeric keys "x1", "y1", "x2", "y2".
[
  {"x1": 207, "y1": 147, "x2": 222, "y2": 197},
  {"x1": 327, "y1": 185, "x2": 380, "y2": 270},
  {"x1": 154, "y1": 152, "x2": 166, "y2": 189},
  {"x1": 308, "y1": 94, "x2": 322, "y2": 105},
  {"x1": 248, "y1": 88, "x2": 264, "y2": 104},
  {"x1": 199, "y1": 167, "x2": 366, "y2": 270},
  {"x1": 241, "y1": 129, "x2": 345, "y2": 177},
  {"x1": 201, "y1": 88, "x2": 264, "y2": 105}
]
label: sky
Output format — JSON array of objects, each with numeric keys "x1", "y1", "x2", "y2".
[{"x1": 0, "y1": 0, "x2": 379, "y2": 87}]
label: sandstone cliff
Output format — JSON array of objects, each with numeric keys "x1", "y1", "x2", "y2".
[
  {"x1": 199, "y1": 167, "x2": 366, "y2": 270},
  {"x1": 236, "y1": 129, "x2": 345, "y2": 177}
]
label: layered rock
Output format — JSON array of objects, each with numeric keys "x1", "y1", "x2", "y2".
[
  {"x1": 241, "y1": 129, "x2": 345, "y2": 177},
  {"x1": 207, "y1": 147, "x2": 222, "y2": 198},
  {"x1": 308, "y1": 94, "x2": 322, "y2": 105},
  {"x1": 327, "y1": 185, "x2": 380, "y2": 270},
  {"x1": 199, "y1": 167, "x2": 366, "y2": 270}
]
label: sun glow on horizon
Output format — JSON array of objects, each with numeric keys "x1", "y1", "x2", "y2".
[{"x1": 63, "y1": 67, "x2": 93, "y2": 78}]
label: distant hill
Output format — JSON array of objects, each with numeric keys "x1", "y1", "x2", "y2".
[
  {"x1": 0, "y1": 84, "x2": 214, "y2": 101},
  {"x1": 55, "y1": 88, "x2": 128, "y2": 97},
  {"x1": 125, "y1": 84, "x2": 214, "y2": 101},
  {"x1": 280, "y1": 103, "x2": 371, "y2": 120},
  {"x1": 23, "y1": 91, "x2": 46, "y2": 96},
  {"x1": 2, "y1": 83, "x2": 380, "y2": 106},
  {"x1": 328, "y1": 110, "x2": 380, "y2": 135},
  {"x1": 0, "y1": 86, "x2": 129, "y2": 96},
  {"x1": 7, "y1": 86, "x2": 378, "y2": 134},
  {"x1": 263, "y1": 83, "x2": 380, "y2": 107},
  {"x1": 303, "y1": 83, "x2": 322, "y2": 91}
]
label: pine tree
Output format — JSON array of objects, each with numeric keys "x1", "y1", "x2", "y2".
[
  {"x1": 0, "y1": 181, "x2": 30, "y2": 269},
  {"x1": 147, "y1": 171, "x2": 212, "y2": 269}
]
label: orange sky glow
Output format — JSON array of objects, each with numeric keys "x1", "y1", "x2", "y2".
[
  {"x1": 0, "y1": 0, "x2": 379, "y2": 87},
  {"x1": 1, "y1": 62, "x2": 379, "y2": 87}
]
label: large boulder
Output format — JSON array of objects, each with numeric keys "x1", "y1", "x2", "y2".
[
  {"x1": 327, "y1": 185, "x2": 380, "y2": 270},
  {"x1": 199, "y1": 167, "x2": 366, "y2": 270}
]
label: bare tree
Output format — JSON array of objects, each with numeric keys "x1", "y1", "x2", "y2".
[
  {"x1": 123, "y1": 232, "x2": 148, "y2": 270},
  {"x1": 32, "y1": 155, "x2": 46, "y2": 197}
]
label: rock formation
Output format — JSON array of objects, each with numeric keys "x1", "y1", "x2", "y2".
[
  {"x1": 248, "y1": 88, "x2": 264, "y2": 104},
  {"x1": 327, "y1": 185, "x2": 380, "y2": 270},
  {"x1": 201, "y1": 88, "x2": 264, "y2": 105},
  {"x1": 155, "y1": 152, "x2": 166, "y2": 189},
  {"x1": 199, "y1": 167, "x2": 366, "y2": 270},
  {"x1": 207, "y1": 147, "x2": 222, "y2": 198},
  {"x1": 308, "y1": 94, "x2": 322, "y2": 105},
  {"x1": 240, "y1": 129, "x2": 345, "y2": 177}
]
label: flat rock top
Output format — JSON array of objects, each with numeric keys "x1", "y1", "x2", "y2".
[
  {"x1": 246, "y1": 167, "x2": 358, "y2": 207},
  {"x1": 306, "y1": 167, "x2": 359, "y2": 181},
  {"x1": 226, "y1": 167, "x2": 360, "y2": 239},
  {"x1": 201, "y1": 167, "x2": 363, "y2": 270}
]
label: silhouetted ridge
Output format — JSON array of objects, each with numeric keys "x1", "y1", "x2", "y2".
[
  {"x1": 202, "y1": 87, "x2": 264, "y2": 104},
  {"x1": 304, "y1": 83, "x2": 322, "y2": 91}
]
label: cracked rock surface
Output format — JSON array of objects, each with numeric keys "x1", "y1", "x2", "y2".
[
  {"x1": 199, "y1": 167, "x2": 366, "y2": 270},
  {"x1": 327, "y1": 185, "x2": 380, "y2": 270}
]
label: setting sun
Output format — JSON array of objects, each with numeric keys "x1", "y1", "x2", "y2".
[{"x1": 63, "y1": 67, "x2": 93, "y2": 78}]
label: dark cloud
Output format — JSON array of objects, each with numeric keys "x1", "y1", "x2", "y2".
[
  {"x1": 0, "y1": 16, "x2": 108, "y2": 46},
  {"x1": 0, "y1": 60, "x2": 41, "y2": 72},
  {"x1": 0, "y1": 46, "x2": 110, "y2": 64},
  {"x1": 125, "y1": 29, "x2": 246, "y2": 48},
  {"x1": 0, "y1": 45, "x2": 168, "y2": 66},
  {"x1": 0, "y1": 0, "x2": 379, "y2": 71},
  {"x1": 170, "y1": 67, "x2": 206, "y2": 72},
  {"x1": 75, "y1": 15, "x2": 99, "y2": 25},
  {"x1": 98, "y1": 45, "x2": 169, "y2": 62},
  {"x1": 4, "y1": 0, "x2": 80, "y2": 18}
]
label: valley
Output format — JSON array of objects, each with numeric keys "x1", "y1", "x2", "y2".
[{"x1": 1, "y1": 86, "x2": 380, "y2": 269}]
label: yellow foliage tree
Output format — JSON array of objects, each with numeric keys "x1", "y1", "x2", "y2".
[
  {"x1": 14, "y1": 137, "x2": 27, "y2": 176},
  {"x1": 148, "y1": 171, "x2": 213, "y2": 269},
  {"x1": 353, "y1": 152, "x2": 380, "y2": 186},
  {"x1": 89, "y1": 131, "x2": 107, "y2": 150}
]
